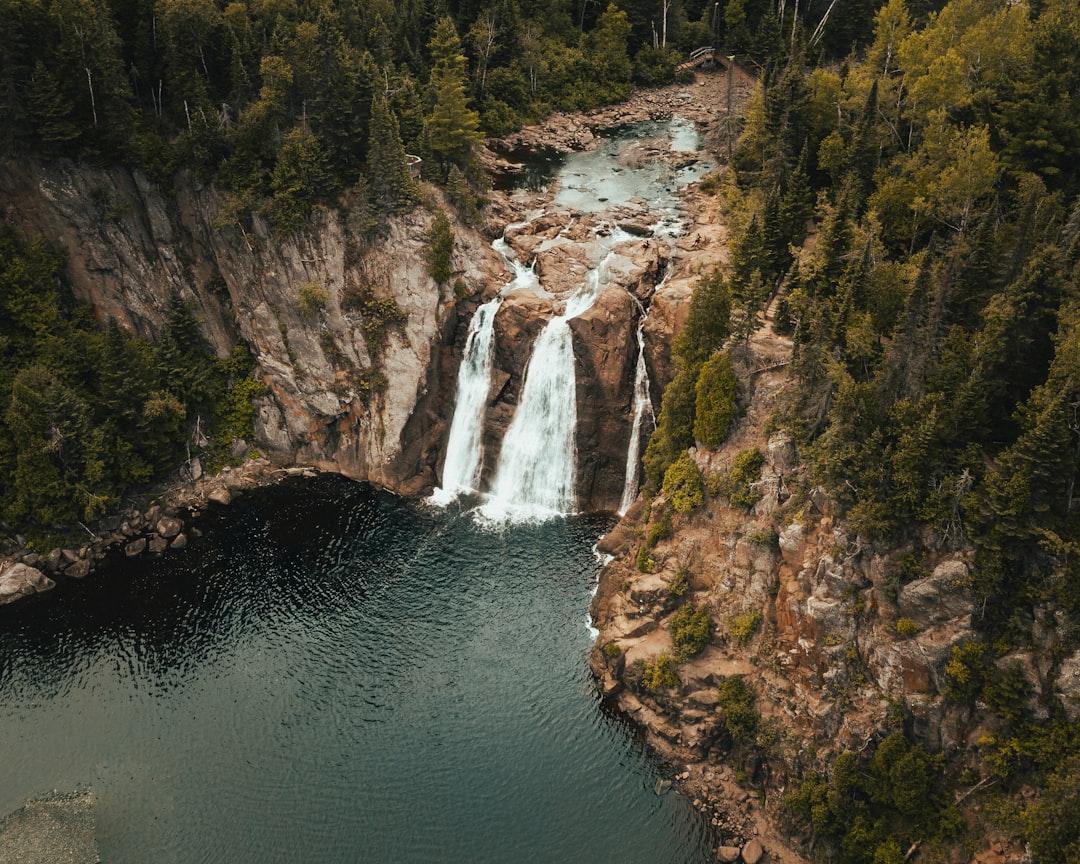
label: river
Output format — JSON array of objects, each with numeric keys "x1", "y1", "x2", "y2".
[{"x1": 0, "y1": 477, "x2": 715, "y2": 862}]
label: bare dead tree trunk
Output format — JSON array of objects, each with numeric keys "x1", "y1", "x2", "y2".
[{"x1": 85, "y1": 67, "x2": 98, "y2": 126}]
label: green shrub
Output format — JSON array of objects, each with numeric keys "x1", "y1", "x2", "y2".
[
  {"x1": 895, "y1": 617, "x2": 921, "y2": 638},
  {"x1": 746, "y1": 527, "x2": 777, "y2": 547},
  {"x1": 296, "y1": 282, "x2": 329, "y2": 319},
  {"x1": 668, "y1": 566, "x2": 690, "y2": 597},
  {"x1": 983, "y1": 662, "x2": 1033, "y2": 723},
  {"x1": 1022, "y1": 754, "x2": 1080, "y2": 863},
  {"x1": 602, "y1": 641, "x2": 622, "y2": 658},
  {"x1": 428, "y1": 210, "x2": 454, "y2": 284},
  {"x1": 714, "y1": 448, "x2": 765, "y2": 508},
  {"x1": 694, "y1": 352, "x2": 738, "y2": 447},
  {"x1": 943, "y1": 640, "x2": 989, "y2": 701},
  {"x1": 635, "y1": 545, "x2": 654, "y2": 572},
  {"x1": 727, "y1": 610, "x2": 762, "y2": 643},
  {"x1": 669, "y1": 603, "x2": 712, "y2": 658},
  {"x1": 643, "y1": 654, "x2": 680, "y2": 690},
  {"x1": 716, "y1": 675, "x2": 758, "y2": 745},
  {"x1": 643, "y1": 368, "x2": 697, "y2": 490},
  {"x1": 645, "y1": 508, "x2": 673, "y2": 547},
  {"x1": 662, "y1": 451, "x2": 704, "y2": 513},
  {"x1": 632, "y1": 46, "x2": 679, "y2": 86},
  {"x1": 341, "y1": 282, "x2": 407, "y2": 351},
  {"x1": 673, "y1": 269, "x2": 731, "y2": 369}
]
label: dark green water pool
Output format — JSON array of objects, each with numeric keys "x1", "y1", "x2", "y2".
[{"x1": 0, "y1": 476, "x2": 713, "y2": 862}]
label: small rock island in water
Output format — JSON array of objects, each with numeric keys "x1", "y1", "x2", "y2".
[{"x1": 2, "y1": 1, "x2": 1080, "y2": 862}]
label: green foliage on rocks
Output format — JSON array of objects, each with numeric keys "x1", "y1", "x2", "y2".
[
  {"x1": 785, "y1": 732, "x2": 954, "y2": 864},
  {"x1": 712, "y1": 449, "x2": 765, "y2": 509},
  {"x1": 669, "y1": 603, "x2": 712, "y2": 658},
  {"x1": 715, "y1": 676, "x2": 759, "y2": 746},
  {"x1": 668, "y1": 566, "x2": 690, "y2": 598},
  {"x1": 428, "y1": 211, "x2": 455, "y2": 285},
  {"x1": 662, "y1": 452, "x2": 704, "y2": 514},
  {"x1": 642, "y1": 654, "x2": 679, "y2": 690},
  {"x1": 694, "y1": 352, "x2": 738, "y2": 448},
  {"x1": 727, "y1": 610, "x2": 762, "y2": 644},
  {"x1": 1022, "y1": 755, "x2": 1080, "y2": 863},
  {"x1": 296, "y1": 283, "x2": 329, "y2": 320}
]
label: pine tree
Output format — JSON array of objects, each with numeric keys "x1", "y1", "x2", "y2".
[
  {"x1": 426, "y1": 17, "x2": 481, "y2": 178},
  {"x1": 847, "y1": 79, "x2": 879, "y2": 207},
  {"x1": 269, "y1": 126, "x2": 337, "y2": 234},
  {"x1": 367, "y1": 88, "x2": 417, "y2": 210},
  {"x1": 778, "y1": 146, "x2": 814, "y2": 250},
  {"x1": 26, "y1": 61, "x2": 80, "y2": 151}
]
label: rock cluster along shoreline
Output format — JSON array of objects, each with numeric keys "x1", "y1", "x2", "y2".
[{"x1": 0, "y1": 457, "x2": 318, "y2": 608}]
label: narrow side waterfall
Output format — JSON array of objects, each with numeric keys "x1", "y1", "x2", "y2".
[
  {"x1": 618, "y1": 308, "x2": 654, "y2": 515},
  {"x1": 429, "y1": 238, "x2": 538, "y2": 507},
  {"x1": 428, "y1": 297, "x2": 502, "y2": 506},
  {"x1": 480, "y1": 253, "x2": 614, "y2": 522}
]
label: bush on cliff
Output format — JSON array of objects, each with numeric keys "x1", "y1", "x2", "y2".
[
  {"x1": 694, "y1": 352, "x2": 738, "y2": 448},
  {"x1": 669, "y1": 603, "x2": 712, "y2": 658},
  {"x1": 642, "y1": 654, "x2": 679, "y2": 690},
  {"x1": 673, "y1": 269, "x2": 731, "y2": 370},
  {"x1": 428, "y1": 211, "x2": 455, "y2": 285},
  {"x1": 662, "y1": 452, "x2": 704, "y2": 514},
  {"x1": 784, "y1": 732, "x2": 953, "y2": 863},
  {"x1": 643, "y1": 368, "x2": 697, "y2": 491},
  {"x1": 715, "y1": 676, "x2": 758, "y2": 747},
  {"x1": 710, "y1": 449, "x2": 765, "y2": 509}
]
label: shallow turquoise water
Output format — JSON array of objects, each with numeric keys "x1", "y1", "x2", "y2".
[{"x1": 0, "y1": 476, "x2": 713, "y2": 863}]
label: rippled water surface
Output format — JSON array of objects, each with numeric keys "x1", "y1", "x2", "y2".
[{"x1": 0, "y1": 476, "x2": 713, "y2": 863}]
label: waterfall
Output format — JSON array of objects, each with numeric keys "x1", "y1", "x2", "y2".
[
  {"x1": 429, "y1": 237, "x2": 538, "y2": 507},
  {"x1": 617, "y1": 305, "x2": 654, "y2": 515},
  {"x1": 479, "y1": 253, "x2": 614, "y2": 523}
]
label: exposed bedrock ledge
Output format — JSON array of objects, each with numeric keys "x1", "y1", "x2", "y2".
[{"x1": 570, "y1": 286, "x2": 640, "y2": 512}]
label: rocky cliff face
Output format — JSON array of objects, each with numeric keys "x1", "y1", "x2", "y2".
[
  {"x1": 590, "y1": 299, "x2": 1080, "y2": 863},
  {"x1": 0, "y1": 158, "x2": 504, "y2": 495}
]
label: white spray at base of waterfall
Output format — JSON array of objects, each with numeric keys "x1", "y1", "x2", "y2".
[
  {"x1": 477, "y1": 235, "x2": 631, "y2": 525},
  {"x1": 428, "y1": 236, "x2": 539, "y2": 507},
  {"x1": 617, "y1": 298, "x2": 656, "y2": 516}
]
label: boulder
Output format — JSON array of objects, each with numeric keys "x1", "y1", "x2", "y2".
[
  {"x1": 124, "y1": 538, "x2": 147, "y2": 557},
  {"x1": 0, "y1": 563, "x2": 55, "y2": 606},
  {"x1": 155, "y1": 516, "x2": 183, "y2": 539},
  {"x1": 596, "y1": 522, "x2": 635, "y2": 557},
  {"x1": 148, "y1": 535, "x2": 168, "y2": 554},
  {"x1": 0, "y1": 791, "x2": 99, "y2": 863},
  {"x1": 778, "y1": 523, "x2": 804, "y2": 565},
  {"x1": 171, "y1": 533, "x2": 188, "y2": 550},
  {"x1": 65, "y1": 559, "x2": 92, "y2": 579},
  {"x1": 207, "y1": 487, "x2": 232, "y2": 506},
  {"x1": 1057, "y1": 649, "x2": 1080, "y2": 721},
  {"x1": 717, "y1": 846, "x2": 741, "y2": 862},
  {"x1": 741, "y1": 838, "x2": 764, "y2": 864},
  {"x1": 898, "y1": 558, "x2": 972, "y2": 625},
  {"x1": 766, "y1": 431, "x2": 796, "y2": 473}
]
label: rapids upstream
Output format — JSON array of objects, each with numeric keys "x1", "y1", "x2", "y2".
[{"x1": 434, "y1": 117, "x2": 711, "y2": 521}]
